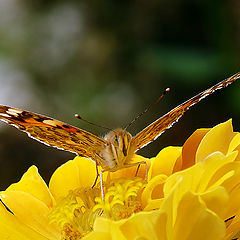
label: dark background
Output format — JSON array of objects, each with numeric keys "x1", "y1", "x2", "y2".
[{"x1": 0, "y1": 0, "x2": 239, "y2": 189}]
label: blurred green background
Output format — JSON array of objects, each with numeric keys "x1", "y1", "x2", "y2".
[{"x1": 0, "y1": 0, "x2": 239, "y2": 189}]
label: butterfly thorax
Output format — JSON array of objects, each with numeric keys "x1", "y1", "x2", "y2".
[{"x1": 96, "y1": 129, "x2": 134, "y2": 171}]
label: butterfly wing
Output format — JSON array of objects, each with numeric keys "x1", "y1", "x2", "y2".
[
  {"x1": 131, "y1": 72, "x2": 240, "y2": 151},
  {"x1": 0, "y1": 105, "x2": 107, "y2": 158}
]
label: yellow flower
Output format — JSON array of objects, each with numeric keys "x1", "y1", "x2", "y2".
[{"x1": 1, "y1": 119, "x2": 240, "y2": 239}]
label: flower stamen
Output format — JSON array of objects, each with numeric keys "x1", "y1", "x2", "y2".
[
  {"x1": 93, "y1": 177, "x2": 144, "y2": 220},
  {"x1": 49, "y1": 187, "x2": 100, "y2": 239}
]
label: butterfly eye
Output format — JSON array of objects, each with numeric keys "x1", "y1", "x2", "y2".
[{"x1": 115, "y1": 136, "x2": 119, "y2": 143}]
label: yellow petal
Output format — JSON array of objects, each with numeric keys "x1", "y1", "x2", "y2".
[
  {"x1": 74, "y1": 156, "x2": 98, "y2": 186},
  {"x1": 6, "y1": 166, "x2": 54, "y2": 208},
  {"x1": 228, "y1": 132, "x2": 240, "y2": 161},
  {"x1": 0, "y1": 202, "x2": 49, "y2": 240},
  {"x1": 82, "y1": 232, "x2": 112, "y2": 240},
  {"x1": 226, "y1": 186, "x2": 240, "y2": 219},
  {"x1": 200, "y1": 186, "x2": 229, "y2": 218},
  {"x1": 197, "y1": 151, "x2": 237, "y2": 192},
  {"x1": 149, "y1": 146, "x2": 182, "y2": 178},
  {"x1": 49, "y1": 156, "x2": 97, "y2": 200},
  {"x1": 182, "y1": 128, "x2": 209, "y2": 169},
  {"x1": 228, "y1": 132, "x2": 240, "y2": 153},
  {"x1": 0, "y1": 191, "x2": 60, "y2": 239},
  {"x1": 91, "y1": 217, "x2": 126, "y2": 240},
  {"x1": 225, "y1": 210, "x2": 240, "y2": 240},
  {"x1": 196, "y1": 119, "x2": 235, "y2": 162},
  {"x1": 169, "y1": 191, "x2": 226, "y2": 240},
  {"x1": 141, "y1": 174, "x2": 167, "y2": 210},
  {"x1": 120, "y1": 211, "x2": 161, "y2": 240},
  {"x1": 219, "y1": 161, "x2": 240, "y2": 218},
  {"x1": 160, "y1": 186, "x2": 226, "y2": 240},
  {"x1": 164, "y1": 162, "x2": 204, "y2": 198}
]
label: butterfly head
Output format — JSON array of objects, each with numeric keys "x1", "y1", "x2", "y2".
[
  {"x1": 104, "y1": 129, "x2": 132, "y2": 157},
  {"x1": 96, "y1": 129, "x2": 134, "y2": 170}
]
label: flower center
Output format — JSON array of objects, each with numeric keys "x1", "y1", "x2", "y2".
[{"x1": 49, "y1": 177, "x2": 144, "y2": 239}]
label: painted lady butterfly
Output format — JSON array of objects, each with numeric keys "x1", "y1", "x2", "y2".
[{"x1": 0, "y1": 72, "x2": 239, "y2": 175}]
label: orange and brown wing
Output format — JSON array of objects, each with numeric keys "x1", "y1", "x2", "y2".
[
  {"x1": 131, "y1": 72, "x2": 240, "y2": 151},
  {"x1": 0, "y1": 105, "x2": 107, "y2": 158}
]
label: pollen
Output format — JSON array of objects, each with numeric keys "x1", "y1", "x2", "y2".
[{"x1": 93, "y1": 178, "x2": 144, "y2": 220}]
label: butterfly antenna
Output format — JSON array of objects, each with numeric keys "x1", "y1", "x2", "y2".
[
  {"x1": 75, "y1": 114, "x2": 113, "y2": 131},
  {"x1": 125, "y1": 87, "x2": 170, "y2": 130}
]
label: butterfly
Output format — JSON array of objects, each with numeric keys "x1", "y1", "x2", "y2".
[{"x1": 0, "y1": 72, "x2": 240, "y2": 181}]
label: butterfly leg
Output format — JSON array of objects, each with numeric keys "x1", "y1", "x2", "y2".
[
  {"x1": 91, "y1": 161, "x2": 100, "y2": 188},
  {"x1": 93, "y1": 153, "x2": 106, "y2": 199},
  {"x1": 100, "y1": 170, "x2": 105, "y2": 200},
  {"x1": 91, "y1": 167, "x2": 105, "y2": 200},
  {"x1": 125, "y1": 161, "x2": 148, "y2": 182},
  {"x1": 135, "y1": 164, "x2": 141, "y2": 177},
  {"x1": 91, "y1": 162, "x2": 105, "y2": 200}
]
